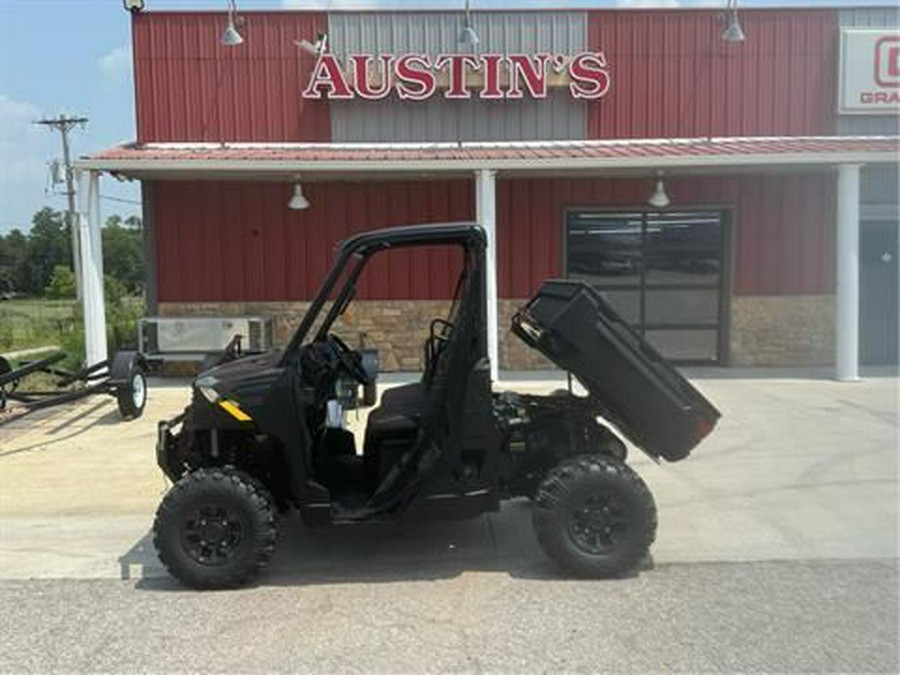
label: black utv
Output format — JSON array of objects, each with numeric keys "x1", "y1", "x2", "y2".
[{"x1": 153, "y1": 223, "x2": 720, "y2": 589}]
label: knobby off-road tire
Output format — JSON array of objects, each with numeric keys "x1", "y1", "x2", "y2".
[
  {"x1": 153, "y1": 468, "x2": 277, "y2": 589},
  {"x1": 533, "y1": 455, "x2": 657, "y2": 578}
]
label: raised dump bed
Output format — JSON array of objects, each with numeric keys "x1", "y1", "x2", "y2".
[{"x1": 512, "y1": 279, "x2": 721, "y2": 462}]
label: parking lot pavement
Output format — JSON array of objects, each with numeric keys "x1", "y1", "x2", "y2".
[
  {"x1": 1, "y1": 369, "x2": 897, "y2": 581},
  {"x1": 0, "y1": 559, "x2": 896, "y2": 673}
]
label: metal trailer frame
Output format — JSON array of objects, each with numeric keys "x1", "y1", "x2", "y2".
[{"x1": 0, "y1": 351, "x2": 148, "y2": 425}]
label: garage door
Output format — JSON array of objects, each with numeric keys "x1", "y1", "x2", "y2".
[{"x1": 565, "y1": 209, "x2": 728, "y2": 364}]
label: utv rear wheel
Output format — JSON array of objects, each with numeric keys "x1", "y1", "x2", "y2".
[
  {"x1": 153, "y1": 468, "x2": 276, "y2": 589},
  {"x1": 533, "y1": 455, "x2": 656, "y2": 578}
]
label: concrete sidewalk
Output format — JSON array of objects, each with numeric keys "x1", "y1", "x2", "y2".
[{"x1": 0, "y1": 371, "x2": 897, "y2": 581}]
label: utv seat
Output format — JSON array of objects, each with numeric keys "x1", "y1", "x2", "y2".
[
  {"x1": 363, "y1": 382, "x2": 427, "y2": 484},
  {"x1": 376, "y1": 382, "x2": 423, "y2": 414},
  {"x1": 365, "y1": 383, "x2": 422, "y2": 448}
]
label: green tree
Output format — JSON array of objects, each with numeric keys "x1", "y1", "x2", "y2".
[
  {"x1": 45, "y1": 265, "x2": 76, "y2": 298},
  {"x1": 102, "y1": 214, "x2": 145, "y2": 294},
  {"x1": 19, "y1": 208, "x2": 70, "y2": 295},
  {"x1": 0, "y1": 228, "x2": 28, "y2": 293}
]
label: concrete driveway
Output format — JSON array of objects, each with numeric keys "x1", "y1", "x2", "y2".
[
  {"x1": 0, "y1": 370, "x2": 897, "y2": 672},
  {"x1": 1, "y1": 369, "x2": 897, "y2": 580}
]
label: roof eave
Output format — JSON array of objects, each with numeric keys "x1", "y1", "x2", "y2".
[{"x1": 74, "y1": 151, "x2": 899, "y2": 176}]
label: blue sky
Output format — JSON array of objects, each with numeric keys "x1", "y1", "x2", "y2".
[{"x1": 0, "y1": 0, "x2": 881, "y2": 234}]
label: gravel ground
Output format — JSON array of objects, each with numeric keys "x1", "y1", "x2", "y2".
[{"x1": 0, "y1": 558, "x2": 896, "y2": 674}]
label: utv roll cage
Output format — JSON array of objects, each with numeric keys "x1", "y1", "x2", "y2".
[{"x1": 282, "y1": 223, "x2": 487, "y2": 363}]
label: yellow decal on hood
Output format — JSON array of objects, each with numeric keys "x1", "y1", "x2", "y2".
[{"x1": 218, "y1": 399, "x2": 252, "y2": 422}]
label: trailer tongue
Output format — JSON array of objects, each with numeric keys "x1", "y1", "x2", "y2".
[{"x1": 512, "y1": 279, "x2": 721, "y2": 462}]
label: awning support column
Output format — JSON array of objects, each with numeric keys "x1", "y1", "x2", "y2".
[
  {"x1": 77, "y1": 169, "x2": 108, "y2": 366},
  {"x1": 835, "y1": 163, "x2": 861, "y2": 381},
  {"x1": 475, "y1": 169, "x2": 499, "y2": 381}
]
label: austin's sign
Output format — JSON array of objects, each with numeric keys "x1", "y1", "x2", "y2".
[{"x1": 301, "y1": 53, "x2": 612, "y2": 101}]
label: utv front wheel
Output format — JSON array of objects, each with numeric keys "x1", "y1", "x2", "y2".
[
  {"x1": 153, "y1": 468, "x2": 277, "y2": 589},
  {"x1": 533, "y1": 455, "x2": 656, "y2": 577}
]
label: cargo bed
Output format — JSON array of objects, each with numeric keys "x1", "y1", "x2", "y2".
[{"x1": 511, "y1": 280, "x2": 721, "y2": 462}]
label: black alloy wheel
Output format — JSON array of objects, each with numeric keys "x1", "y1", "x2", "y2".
[
  {"x1": 180, "y1": 503, "x2": 246, "y2": 566},
  {"x1": 154, "y1": 468, "x2": 276, "y2": 589},
  {"x1": 533, "y1": 454, "x2": 657, "y2": 578}
]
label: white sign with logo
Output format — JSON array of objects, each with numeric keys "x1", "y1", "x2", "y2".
[{"x1": 839, "y1": 28, "x2": 900, "y2": 115}]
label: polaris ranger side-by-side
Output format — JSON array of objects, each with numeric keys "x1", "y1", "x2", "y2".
[{"x1": 153, "y1": 223, "x2": 720, "y2": 589}]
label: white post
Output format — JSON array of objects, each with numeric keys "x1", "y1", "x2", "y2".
[
  {"x1": 77, "y1": 169, "x2": 108, "y2": 366},
  {"x1": 475, "y1": 169, "x2": 499, "y2": 382},
  {"x1": 835, "y1": 163, "x2": 861, "y2": 381}
]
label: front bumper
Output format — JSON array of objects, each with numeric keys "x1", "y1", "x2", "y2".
[{"x1": 156, "y1": 412, "x2": 186, "y2": 482}]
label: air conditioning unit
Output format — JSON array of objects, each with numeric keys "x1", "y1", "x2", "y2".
[{"x1": 139, "y1": 316, "x2": 273, "y2": 359}]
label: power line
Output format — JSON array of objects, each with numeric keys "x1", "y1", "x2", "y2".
[
  {"x1": 34, "y1": 114, "x2": 89, "y2": 300},
  {"x1": 100, "y1": 194, "x2": 142, "y2": 206}
]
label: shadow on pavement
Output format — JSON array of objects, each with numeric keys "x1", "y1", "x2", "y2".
[{"x1": 130, "y1": 500, "x2": 652, "y2": 591}]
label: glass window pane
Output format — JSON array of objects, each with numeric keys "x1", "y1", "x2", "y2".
[
  {"x1": 568, "y1": 255, "x2": 641, "y2": 287},
  {"x1": 645, "y1": 213, "x2": 721, "y2": 286},
  {"x1": 567, "y1": 213, "x2": 644, "y2": 286},
  {"x1": 644, "y1": 250, "x2": 720, "y2": 286},
  {"x1": 644, "y1": 289, "x2": 719, "y2": 325},
  {"x1": 596, "y1": 289, "x2": 640, "y2": 323},
  {"x1": 644, "y1": 329, "x2": 719, "y2": 362},
  {"x1": 568, "y1": 212, "x2": 643, "y2": 247}
]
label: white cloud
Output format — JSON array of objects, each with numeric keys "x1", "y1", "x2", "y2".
[
  {"x1": 98, "y1": 45, "x2": 132, "y2": 78},
  {"x1": 0, "y1": 94, "x2": 41, "y2": 134},
  {"x1": 0, "y1": 95, "x2": 54, "y2": 232}
]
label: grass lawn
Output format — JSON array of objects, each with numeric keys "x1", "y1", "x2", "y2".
[{"x1": 0, "y1": 298, "x2": 78, "y2": 354}]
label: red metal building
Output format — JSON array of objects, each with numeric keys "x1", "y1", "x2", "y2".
[{"x1": 78, "y1": 6, "x2": 899, "y2": 374}]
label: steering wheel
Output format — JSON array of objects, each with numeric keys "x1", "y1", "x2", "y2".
[{"x1": 325, "y1": 334, "x2": 370, "y2": 384}]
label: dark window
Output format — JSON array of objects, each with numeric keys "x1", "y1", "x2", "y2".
[{"x1": 566, "y1": 210, "x2": 727, "y2": 364}]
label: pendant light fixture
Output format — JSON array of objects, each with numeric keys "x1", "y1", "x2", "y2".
[
  {"x1": 458, "y1": 0, "x2": 479, "y2": 46},
  {"x1": 221, "y1": 0, "x2": 244, "y2": 47},
  {"x1": 647, "y1": 172, "x2": 671, "y2": 209},
  {"x1": 288, "y1": 179, "x2": 310, "y2": 211},
  {"x1": 721, "y1": 0, "x2": 746, "y2": 43}
]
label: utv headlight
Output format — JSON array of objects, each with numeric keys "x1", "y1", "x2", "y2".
[{"x1": 195, "y1": 375, "x2": 220, "y2": 403}]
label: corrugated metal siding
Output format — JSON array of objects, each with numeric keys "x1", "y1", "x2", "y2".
[
  {"x1": 587, "y1": 10, "x2": 838, "y2": 138},
  {"x1": 498, "y1": 174, "x2": 836, "y2": 298},
  {"x1": 153, "y1": 179, "x2": 473, "y2": 302},
  {"x1": 839, "y1": 7, "x2": 900, "y2": 27},
  {"x1": 328, "y1": 11, "x2": 587, "y2": 142},
  {"x1": 133, "y1": 12, "x2": 331, "y2": 142},
  {"x1": 836, "y1": 8, "x2": 900, "y2": 136},
  {"x1": 154, "y1": 174, "x2": 838, "y2": 302}
]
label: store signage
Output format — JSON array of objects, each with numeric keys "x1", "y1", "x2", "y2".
[
  {"x1": 301, "y1": 52, "x2": 611, "y2": 101},
  {"x1": 838, "y1": 29, "x2": 900, "y2": 114}
]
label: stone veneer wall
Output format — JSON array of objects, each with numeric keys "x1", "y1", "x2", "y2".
[
  {"x1": 730, "y1": 295, "x2": 835, "y2": 366},
  {"x1": 160, "y1": 294, "x2": 836, "y2": 371},
  {"x1": 159, "y1": 299, "x2": 546, "y2": 371}
]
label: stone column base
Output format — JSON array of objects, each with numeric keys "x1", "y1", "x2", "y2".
[{"x1": 730, "y1": 295, "x2": 835, "y2": 366}]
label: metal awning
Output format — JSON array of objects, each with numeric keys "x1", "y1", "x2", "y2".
[{"x1": 76, "y1": 136, "x2": 900, "y2": 178}]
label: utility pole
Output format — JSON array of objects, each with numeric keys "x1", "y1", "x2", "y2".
[{"x1": 35, "y1": 114, "x2": 89, "y2": 299}]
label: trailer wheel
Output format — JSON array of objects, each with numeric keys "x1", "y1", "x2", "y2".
[
  {"x1": 153, "y1": 468, "x2": 277, "y2": 590},
  {"x1": 533, "y1": 455, "x2": 656, "y2": 578},
  {"x1": 116, "y1": 367, "x2": 147, "y2": 419}
]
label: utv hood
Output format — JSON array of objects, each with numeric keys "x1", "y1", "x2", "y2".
[
  {"x1": 512, "y1": 280, "x2": 721, "y2": 462},
  {"x1": 195, "y1": 349, "x2": 285, "y2": 411}
]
